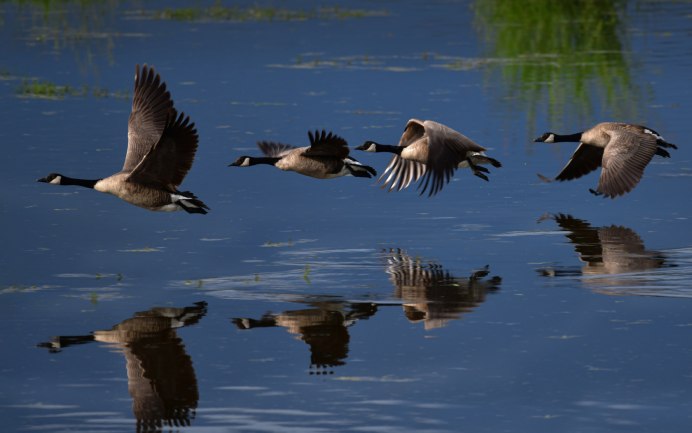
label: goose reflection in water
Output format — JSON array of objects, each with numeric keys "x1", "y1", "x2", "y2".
[
  {"x1": 233, "y1": 301, "x2": 378, "y2": 374},
  {"x1": 538, "y1": 214, "x2": 673, "y2": 293},
  {"x1": 384, "y1": 249, "x2": 501, "y2": 330},
  {"x1": 38, "y1": 302, "x2": 206, "y2": 433}
]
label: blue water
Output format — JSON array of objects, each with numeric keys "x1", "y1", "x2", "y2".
[{"x1": 1, "y1": 1, "x2": 692, "y2": 432}]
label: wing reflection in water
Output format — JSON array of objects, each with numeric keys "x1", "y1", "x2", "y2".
[
  {"x1": 233, "y1": 301, "x2": 378, "y2": 374},
  {"x1": 538, "y1": 214, "x2": 674, "y2": 293},
  {"x1": 383, "y1": 249, "x2": 502, "y2": 330},
  {"x1": 37, "y1": 302, "x2": 206, "y2": 432}
]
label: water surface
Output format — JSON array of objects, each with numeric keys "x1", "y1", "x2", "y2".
[{"x1": 2, "y1": 1, "x2": 692, "y2": 432}]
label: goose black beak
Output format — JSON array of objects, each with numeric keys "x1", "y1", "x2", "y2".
[{"x1": 37, "y1": 176, "x2": 49, "y2": 183}]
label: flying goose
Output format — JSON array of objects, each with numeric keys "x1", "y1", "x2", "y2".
[
  {"x1": 535, "y1": 122, "x2": 677, "y2": 198},
  {"x1": 37, "y1": 64, "x2": 209, "y2": 214},
  {"x1": 355, "y1": 119, "x2": 502, "y2": 197},
  {"x1": 229, "y1": 129, "x2": 376, "y2": 179}
]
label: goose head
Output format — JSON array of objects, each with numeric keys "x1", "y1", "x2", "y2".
[
  {"x1": 37, "y1": 173, "x2": 64, "y2": 184},
  {"x1": 355, "y1": 141, "x2": 380, "y2": 152},
  {"x1": 228, "y1": 156, "x2": 252, "y2": 167},
  {"x1": 534, "y1": 132, "x2": 556, "y2": 143}
]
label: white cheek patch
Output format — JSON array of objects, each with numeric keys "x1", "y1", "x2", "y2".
[
  {"x1": 545, "y1": 134, "x2": 556, "y2": 143},
  {"x1": 49, "y1": 176, "x2": 62, "y2": 185},
  {"x1": 241, "y1": 158, "x2": 251, "y2": 167}
]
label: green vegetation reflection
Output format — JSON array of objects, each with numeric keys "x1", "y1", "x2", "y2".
[
  {"x1": 156, "y1": 4, "x2": 387, "y2": 21},
  {"x1": 473, "y1": 0, "x2": 643, "y2": 131}
]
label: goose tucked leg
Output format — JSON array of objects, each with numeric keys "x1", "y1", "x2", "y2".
[
  {"x1": 467, "y1": 159, "x2": 490, "y2": 181},
  {"x1": 172, "y1": 192, "x2": 209, "y2": 214},
  {"x1": 344, "y1": 158, "x2": 377, "y2": 178},
  {"x1": 471, "y1": 154, "x2": 502, "y2": 168},
  {"x1": 655, "y1": 147, "x2": 671, "y2": 158}
]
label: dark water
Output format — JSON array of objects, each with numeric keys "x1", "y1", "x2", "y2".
[{"x1": 2, "y1": 1, "x2": 692, "y2": 432}]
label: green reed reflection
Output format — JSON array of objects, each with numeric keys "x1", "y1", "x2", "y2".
[
  {"x1": 156, "y1": 4, "x2": 387, "y2": 22},
  {"x1": 473, "y1": 0, "x2": 644, "y2": 131}
]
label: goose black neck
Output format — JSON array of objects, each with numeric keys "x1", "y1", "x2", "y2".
[
  {"x1": 62, "y1": 176, "x2": 99, "y2": 188},
  {"x1": 250, "y1": 157, "x2": 281, "y2": 166},
  {"x1": 553, "y1": 132, "x2": 583, "y2": 142},
  {"x1": 375, "y1": 144, "x2": 403, "y2": 154}
]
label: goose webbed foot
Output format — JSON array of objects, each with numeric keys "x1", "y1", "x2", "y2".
[
  {"x1": 474, "y1": 172, "x2": 489, "y2": 181},
  {"x1": 589, "y1": 188, "x2": 603, "y2": 197}
]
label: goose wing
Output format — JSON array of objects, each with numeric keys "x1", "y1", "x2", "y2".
[
  {"x1": 257, "y1": 141, "x2": 297, "y2": 157},
  {"x1": 416, "y1": 120, "x2": 484, "y2": 197},
  {"x1": 598, "y1": 225, "x2": 665, "y2": 272},
  {"x1": 596, "y1": 128, "x2": 657, "y2": 197},
  {"x1": 553, "y1": 214, "x2": 603, "y2": 264},
  {"x1": 123, "y1": 64, "x2": 174, "y2": 172},
  {"x1": 554, "y1": 143, "x2": 604, "y2": 181},
  {"x1": 379, "y1": 155, "x2": 427, "y2": 193},
  {"x1": 621, "y1": 123, "x2": 663, "y2": 140},
  {"x1": 384, "y1": 249, "x2": 447, "y2": 289},
  {"x1": 127, "y1": 108, "x2": 199, "y2": 189},
  {"x1": 303, "y1": 130, "x2": 349, "y2": 159},
  {"x1": 376, "y1": 120, "x2": 427, "y2": 192}
]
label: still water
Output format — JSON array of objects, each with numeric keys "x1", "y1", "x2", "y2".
[{"x1": 2, "y1": 0, "x2": 692, "y2": 432}]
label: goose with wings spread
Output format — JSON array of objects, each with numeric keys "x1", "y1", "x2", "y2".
[
  {"x1": 535, "y1": 122, "x2": 677, "y2": 198},
  {"x1": 37, "y1": 64, "x2": 208, "y2": 214},
  {"x1": 356, "y1": 119, "x2": 502, "y2": 197}
]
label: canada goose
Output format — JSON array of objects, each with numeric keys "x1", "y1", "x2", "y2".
[
  {"x1": 37, "y1": 64, "x2": 209, "y2": 214},
  {"x1": 355, "y1": 119, "x2": 502, "y2": 197},
  {"x1": 229, "y1": 130, "x2": 376, "y2": 179},
  {"x1": 535, "y1": 122, "x2": 677, "y2": 198}
]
